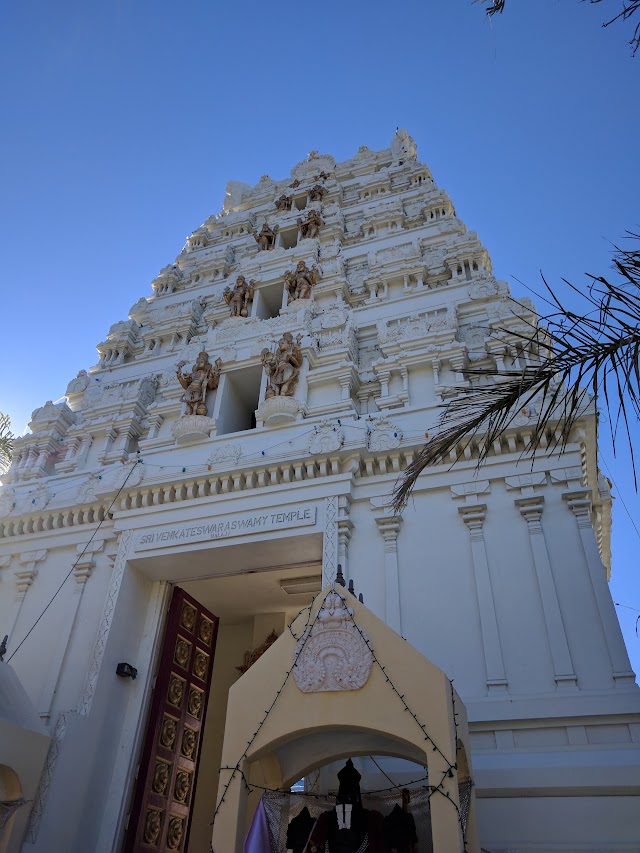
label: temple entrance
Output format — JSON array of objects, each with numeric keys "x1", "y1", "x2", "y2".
[
  {"x1": 123, "y1": 587, "x2": 218, "y2": 853},
  {"x1": 124, "y1": 530, "x2": 324, "y2": 852}
]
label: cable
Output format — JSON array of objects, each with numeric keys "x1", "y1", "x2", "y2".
[{"x1": 6, "y1": 460, "x2": 142, "y2": 663}]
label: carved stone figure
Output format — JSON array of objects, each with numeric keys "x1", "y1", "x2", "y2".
[
  {"x1": 275, "y1": 193, "x2": 292, "y2": 211},
  {"x1": 261, "y1": 332, "x2": 303, "y2": 398},
  {"x1": 284, "y1": 260, "x2": 318, "y2": 302},
  {"x1": 298, "y1": 209, "x2": 323, "y2": 240},
  {"x1": 176, "y1": 352, "x2": 222, "y2": 416},
  {"x1": 309, "y1": 183, "x2": 327, "y2": 202},
  {"x1": 223, "y1": 275, "x2": 255, "y2": 317},
  {"x1": 252, "y1": 222, "x2": 278, "y2": 251}
]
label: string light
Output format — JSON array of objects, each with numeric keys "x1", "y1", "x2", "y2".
[{"x1": 208, "y1": 587, "x2": 469, "y2": 852}]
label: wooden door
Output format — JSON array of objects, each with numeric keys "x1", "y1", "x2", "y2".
[{"x1": 124, "y1": 587, "x2": 218, "y2": 853}]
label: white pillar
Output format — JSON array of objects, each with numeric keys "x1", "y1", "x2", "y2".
[
  {"x1": 516, "y1": 496, "x2": 577, "y2": 689},
  {"x1": 373, "y1": 515, "x2": 403, "y2": 634},
  {"x1": 459, "y1": 504, "x2": 508, "y2": 693},
  {"x1": 563, "y1": 489, "x2": 636, "y2": 686}
]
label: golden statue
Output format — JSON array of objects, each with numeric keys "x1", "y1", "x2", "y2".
[
  {"x1": 298, "y1": 208, "x2": 323, "y2": 240},
  {"x1": 223, "y1": 275, "x2": 255, "y2": 317},
  {"x1": 176, "y1": 352, "x2": 222, "y2": 416},
  {"x1": 252, "y1": 222, "x2": 278, "y2": 250},
  {"x1": 261, "y1": 333, "x2": 303, "y2": 398},
  {"x1": 285, "y1": 260, "x2": 318, "y2": 302}
]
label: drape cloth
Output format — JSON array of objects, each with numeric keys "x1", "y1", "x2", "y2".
[{"x1": 244, "y1": 796, "x2": 271, "y2": 853}]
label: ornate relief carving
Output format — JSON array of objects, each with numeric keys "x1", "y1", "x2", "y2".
[
  {"x1": 181, "y1": 727, "x2": 197, "y2": 759},
  {"x1": 181, "y1": 601, "x2": 197, "y2": 632},
  {"x1": 152, "y1": 760, "x2": 170, "y2": 796},
  {"x1": 199, "y1": 616, "x2": 214, "y2": 645},
  {"x1": 322, "y1": 495, "x2": 339, "y2": 587},
  {"x1": 294, "y1": 591, "x2": 373, "y2": 693},
  {"x1": 256, "y1": 395, "x2": 305, "y2": 426},
  {"x1": 174, "y1": 770, "x2": 192, "y2": 804},
  {"x1": 368, "y1": 417, "x2": 402, "y2": 451},
  {"x1": 79, "y1": 528, "x2": 133, "y2": 715},
  {"x1": 193, "y1": 649, "x2": 208, "y2": 680},
  {"x1": 167, "y1": 816, "x2": 184, "y2": 850},
  {"x1": 174, "y1": 636, "x2": 191, "y2": 669},
  {"x1": 309, "y1": 421, "x2": 344, "y2": 454},
  {"x1": 187, "y1": 686, "x2": 203, "y2": 719},
  {"x1": 66, "y1": 369, "x2": 90, "y2": 396},
  {"x1": 168, "y1": 674, "x2": 185, "y2": 708},
  {"x1": 171, "y1": 414, "x2": 216, "y2": 445},
  {"x1": 143, "y1": 808, "x2": 163, "y2": 845},
  {"x1": 26, "y1": 711, "x2": 69, "y2": 842},
  {"x1": 208, "y1": 443, "x2": 243, "y2": 467},
  {"x1": 160, "y1": 715, "x2": 178, "y2": 751}
]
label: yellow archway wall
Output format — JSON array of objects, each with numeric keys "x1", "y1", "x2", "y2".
[{"x1": 211, "y1": 588, "x2": 479, "y2": 852}]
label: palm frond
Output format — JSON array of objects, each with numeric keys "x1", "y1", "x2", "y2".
[
  {"x1": 393, "y1": 235, "x2": 640, "y2": 513},
  {"x1": 0, "y1": 413, "x2": 14, "y2": 474}
]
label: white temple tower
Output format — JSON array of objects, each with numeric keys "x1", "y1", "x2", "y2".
[{"x1": 0, "y1": 131, "x2": 638, "y2": 853}]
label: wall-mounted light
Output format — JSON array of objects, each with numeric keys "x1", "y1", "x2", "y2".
[{"x1": 116, "y1": 662, "x2": 137, "y2": 680}]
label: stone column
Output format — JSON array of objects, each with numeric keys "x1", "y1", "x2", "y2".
[
  {"x1": 563, "y1": 489, "x2": 635, "y2": 686},
  {"x1": 322, "y1": 496, "x2": 339, "y2": 587},
  {"x1": 371, "y1": 502, "x2": 403, "y2": 634},
  {"x1": 7, "y1": 549, "x2": 48, "y2": 658},
  {"x1": 337, "y1": 495, "x2": 353, "y2": 583},
  {"x1": 458, "y1": 504, "x2": 508, "y2": 693},
  {"x1": 37, "y1": 539, "x2": 107, "y2": 721},
  {"x1": 516, "y1": 496, "x2": 577, "y2": 689}
]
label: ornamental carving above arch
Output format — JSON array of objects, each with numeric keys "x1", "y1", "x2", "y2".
[{"x1": 293, "y1": 591, "x2": 373, "y2": 693}]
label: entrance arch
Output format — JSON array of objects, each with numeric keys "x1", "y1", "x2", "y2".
[{"x1": 211, "y1": 589, "x2": 479, "y2": 852}]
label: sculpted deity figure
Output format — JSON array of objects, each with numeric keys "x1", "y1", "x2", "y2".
[
  {"x1": 176, "y1": 352, "x2": 222, "y2": 416},
  {"x1": 261, "y1": 332, "x2": 303, "y2": 398},
  {"x1": 298, "y1": 208, "x2": 323, "y2": 240},
  {"x1": 308, "y1": 183, "x2": 327, "y2": 202},
  {"x1": 285, "y1": 260, "x2": 318, "y2": 302},
  {"x1": 252, "y1": 222, "x2": 278, "y2": 251},
  {"x1": 275, "y1": 193, "x2": 292, "y2": 211},
  {"x1": 223, "y1": 275, "x2": 255, "y2": 317}
]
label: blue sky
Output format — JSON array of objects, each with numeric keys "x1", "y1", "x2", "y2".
[{"x1": 1, "y1": 0, "x2": 639, "y2": 672}]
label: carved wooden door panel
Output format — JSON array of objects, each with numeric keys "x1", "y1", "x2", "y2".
[{"x1": 124, "y1": 587, "x2": 218, "y2": 853}]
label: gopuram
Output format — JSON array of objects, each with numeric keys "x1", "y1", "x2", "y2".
[{"x1": 0, "y1": 131, "x2": 638, "y2": 853}]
